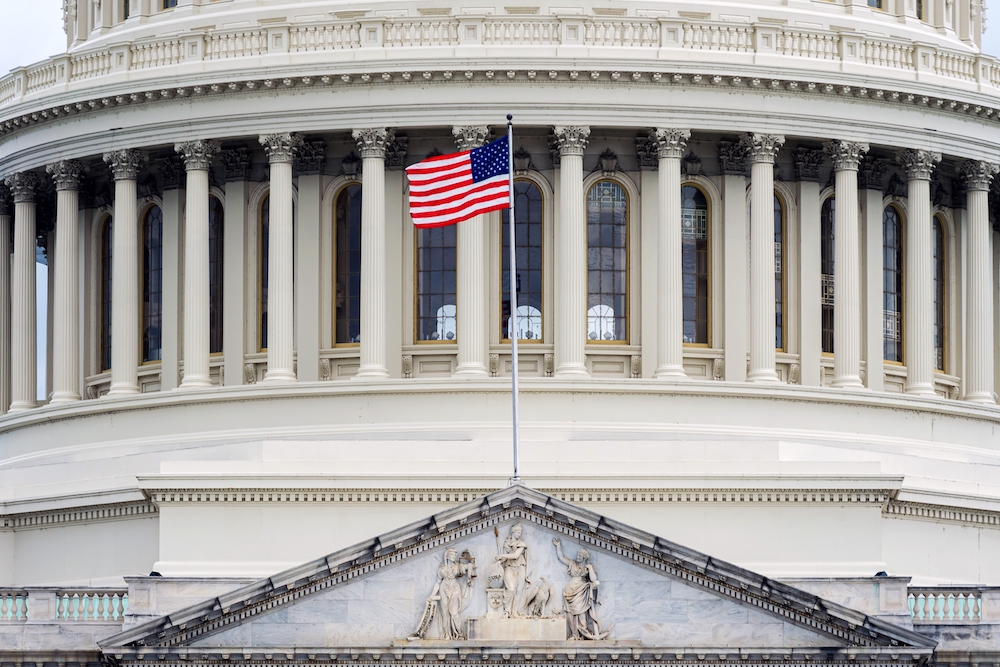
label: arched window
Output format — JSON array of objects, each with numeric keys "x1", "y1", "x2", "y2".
[
  {"x1": 100, "y1": 216, "x2": 113, "y2": 372},
  {"x1": 883, "y1": 206, "x2": 904, "y2": 363},
  {"x1": 933, "y1": 217, "x2": 946, "y2": 372},
  {"x1": 209, "y1": 196, "x2": 224, "y2": 355},
  {"x1": 259, "y1": 195, "x2": 269, "y2": 351},
  {"x1": 586, "y1": 181, "x2": 627, "y2": 342},
  {"x1": 774, "y1": 194, "x2": 786, "y2": 351},
  {"x1": 502, "y1": 180, "x2": 543, "y2": 341},
  {"x1": 335, "y1": 185, "x2": 363, "y2": 345},
  {"x1": 821, "y1": 198, "x2": 835, "y2": 354},
  {"x1": 142, "y1": 205, "x2": 163, "y2": 363},
  {"x1": 681, "y1": 185, "x2": 709, "y2": 345},
  {"x1": 416, "y1": 225, "x2": 457, "y2": 341}
]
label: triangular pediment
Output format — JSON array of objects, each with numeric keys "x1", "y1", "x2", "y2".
[{"x1": 101, "y1": 485, "x2": 933, "y2": 666}]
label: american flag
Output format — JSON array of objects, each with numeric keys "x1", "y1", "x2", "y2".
[{"x1": 406, "y1": 136, "x2": 511, "y2": 227}]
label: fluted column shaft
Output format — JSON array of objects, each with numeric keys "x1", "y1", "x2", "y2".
[
  {"x1": 259, "y1": 134, "x2": 302, "y2": 383},
  {"x1": 900, "y1": 149, "x2": 941, "y2": 396},
  {"x1": 0, "y1": 190, "x2": 10, "y2": 414},
  {"x1": 104, "y1": 150, "x2": 146, "y2": 396},
  {"x1": 653, "y1": 129, "x2": 690, "y2": 379},
  {"x1": 453, "y1": 126, "x2": 491, "y2": 377},
  {"x1": 963, "y1": 160, "x2": 999, "y2": 403},
  {"x1": 826, "y1": 141, "x2": 869, "y2": 389},
  {"x1": 47, "y1": 161, "x2": 86, "y2": 403},
  {"x1": 5, "y1": 174, "x2": 38, "y2": 410},
  {"x1": 743, "y1": 133, "x2": 784, "y2": 383},
  {"x1": 352, "y1": 128, "x2": 391, "y2": 379},
  {"x1": 554, "y1": 126, "x2": 590, "y2": 377}
]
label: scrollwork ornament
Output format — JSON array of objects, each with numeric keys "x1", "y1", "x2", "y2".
[
  {"x1": 259, "y1": 133, "x2": 304, "y2": 164},
  {"x1": 46, "y1": 160, "x2": 86, "y2": 191},
  {"x1": 296, "y1": 141, "x2": 327, "y2": 173},
  {"x1": 898, "y1": 149, "x2": 942, "y2": 181},
  {"x1": 824, "y1": 140, "x2": 870, "y2": 172},
  {"x1": 4, "y1": 172, "x2": 39, "y2": 203},
  {"x1": 718, "y1": 141, "x2": 749, "y2": 175},
  {"x1": 175, "y1": 139, "x2": 221, "y2": 171},
  {"x1": 651, "y1": 128, "x2": 691, "y2": 160},
  {"x1": 352, "y1": 128, "x2": 393, "y2": 160},
  {"x1": 453, "y1": 126, "x2": 491, "y2": 151},
  {"x1": 961, "y1": 160, "x2": 1000, "y2": 192},
  {"x1": 220, "y1": 148, "x2": 253, "y2": 181},
  {"x1": 794, "y1": 148, "x2": 826, "y2": 181},
  {"x1": 740, "y1": 133, "x2": 785, "y2": 164},
  {"x1": 103, "y1": 149, "x2": 148, "y2": 181},
  {"x1": 552, "y1": 126, "x2": 591, "y2": 157},
  {"x1": 857, "y1": 154, "x2": 886, "y2": 191}
]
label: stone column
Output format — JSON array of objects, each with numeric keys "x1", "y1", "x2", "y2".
[
  {"x1": 741, "y1": 133, "x2": 785, "y2": 383},
  {"x1": 651, "y1": 128, "x2": 691, "y2": 379},
  {"x1": 258, "y1": 134, "x2": 302, "y2": 383},
  {"x1": 899, "y1": 149, "x2": 941, "y2": 397},
  {"x1": 2, "y1": 175, "x2": 36, "y2": 411},
  {"x1": 962, "y1": 160, "x2": 999, "y2": 403},
  {"x1": 103, "y1": 149, "x2": 147, "y2": 396},
  {"x1": 0, "y1": 187, "x2": 10, "y2": 413},
  {"x1": 719, "y1": 142, "x2": 749, "y2": 382},
  {"x1": 452, "y1": 125, "x2": 491, "y2": 377},
  {"x1": 352, "y1": 128, "x2": 392, "y2": 380},
  {"x1": 176, "y1": 140, "x2": 220, "y2": 389},
  {"x1": 47, "y1": 160, "x2": 86, "y2": 403},
  {"x1": 220, "y1": 149, "x2": 251, "y2": 385},
  {"x1": 553, "y1": 126, "x2": 590, "y2": 377},
  {"x1": 825, "y1": 141, "x2": 869, "y2": 389}
]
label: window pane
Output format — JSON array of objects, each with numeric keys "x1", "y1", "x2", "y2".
[
  {"x1": 883, "y1": 207, "x2": 903, "y2": 363},
  {"x1": 416, "y1": 225, "x2": 457, "y2": 341},
  {"x1": 101, "y1": 217, "x2": 113, "y2": 371},
  {"x1": 501, "y1": 181, "x2": 543, "y2": 341},
  {"x1": 209, "y1": 197, "x2": 224, "y2": 355},
  {"x1": 336, "y1": 185, "x2": 363, "y2": 344},
  {"x1": 821, "y1": 198, "x2": 835, "y2": 354},
  {"x1": 260, "y1": 195, "x2": 269, "y2": 350},
  {"x1": 142, "y1": 206, "x2": 163, "y2": 363},
  {"x1": 681, "y1": 185, "x2": 709, "y2": 345},
  {"x1": 587, "y1": 181, "x2": 627, "y2": 341}
]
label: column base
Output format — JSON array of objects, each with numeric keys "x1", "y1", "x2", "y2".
[
  {"x1": 263, "y1": 369, "x2": 297, "y2": 383},
  {"x1": 555, "y1": 363, "x2": 589, "y2": 378},
  {"x1": 49, "y1": 391, "x2": 82, "y2": 404},
  {"x1": 653, "y1": 365, "x2": 688, "y2": 380},
  {"x1": 964, "y1": 391, "x2": 997, "y2": 405},
  {"x1": 8, "y1": 401, "x2": 37, "y2": 412},
  {"x1": 179, "y1": 376, "x2": 213, "y2": 389},
  {"x1": 746, "y1": 369, "x2": 780, "y2": 383},
  {"x1": 904, "y1": 382, "x2": 936, "y2": 397},
  {"x1": 107, "y1": 383, "x2": 140, "y2": 396},
  {"x1": 353, "y1": 365, "x2": 390, "y2": 380},
  {"x1": 453, "y1": 363, "x2": 488, "y2": 378},
  {"x1": 831, "y1": 376, "x2": 865, "y2": 390}
]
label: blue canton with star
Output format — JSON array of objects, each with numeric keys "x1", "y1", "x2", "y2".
[{"x1": 470, "y1": 136, "x2": 510, "y2": 183}]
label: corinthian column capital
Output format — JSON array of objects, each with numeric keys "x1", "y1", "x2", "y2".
[
  {"x1": 176, "y1": 139, "x2": 221, "y2": 171},
  {"x1": 740, "y1": 133, "x2": 785, "y2": 164},
  {"x1": 898, "y1": 149, "x2": 941, "y2": 181},
  {"x1": 961, "y1": 160, "x2": 1000, "y2": 192},
  {"x1": 259, "y1": 133, "x2": 304, "y2": 164},
  {"x1": 651, "y1": 128, "x2": 691, "y2": 160},
  {"x1": 453, "y1": 126, "x2": 491, "y2": 152},
  {"x1": 3, "y1": 172, "x2": 39, "y2": 203},
  {"x1": 103, "y1": 149, "x2": 148, "y2": 181},
  {"x1": 46, "y1": 160, "x2": 87, "y2": 191},
  {"x1": 552, "y1": 126, "x2": 591, "y2": 156},
  {"x1": 824, "y1": 140, "x2": 869, "y2": 172},
  {"x1": 352, "y1": 128, "x2": 394, "y2": 159},
  {"x1": 0, "y1": 184, "x2": 10, "y2": 216}
]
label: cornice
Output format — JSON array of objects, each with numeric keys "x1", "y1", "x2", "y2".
[{"x1": 0, "y1": 500, "x2": 157, "y2": 531}]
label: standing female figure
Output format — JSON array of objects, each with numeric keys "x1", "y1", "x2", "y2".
[
  {"x1": 552, "y1": 538, "x2": 611, "y2": 640},
  {"x1": 495, "y1": 522, "x2": 529, "y2": 617}
]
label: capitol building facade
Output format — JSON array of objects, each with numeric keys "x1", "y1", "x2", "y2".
[{"x1": 2, "y1": 0, "x2": 1000, "y2": 665}]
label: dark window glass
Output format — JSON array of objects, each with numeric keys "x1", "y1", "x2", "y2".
[
  {"x1": 916, "y1": 0, "x2": 924, "y2": 19},
  {"x1": 501, "y1": 181, "x2": 543, "y2": 341},
  {"x1": 100, "y1": 217, "x2": 113, "y2": 371},
  {"x1": 416, "y1": 225, "x2": 457, "y2": 341},
  {"x1": 586, "y1": 181, "x2": 627, "y2": 342},
  {"x1": 209, "y1": 197, "x2": 224, "y2": 355},
  {"x1": 681, "y1": 185, "x2": 709, "y2": 345},
  {"x1": 260, "y1": 195, "x2": 269, "y2": 350},
  {"x1": 821, "y1": 198, "x2": 835, "y2": 354},
  {"x1": 335, "y1": 185, "x2": 363, "y2": 344},
  {"x1": 933, "y1": 218, "x2": 945, "y2": 372},
  {"x1": 123, "y1": 0, "x2": 130, "y2": 19},
  {"x1": 883, "y1": 207, "x2": 904, "y2": 363},
  {"x1": 868, "y1": 0, "x2": 883, "y2": 7},
  {"x1": 163, "y1": 0, "x2": 178, "y2": 8},
  {"x1": 142, "y1": 206, "x2": 163, "y2": 363},
  {"x1": 774, "y1": 194, "x2": 785, "y2": 351}
]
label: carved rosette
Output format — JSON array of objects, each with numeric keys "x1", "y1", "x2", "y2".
[
  {"x1": 898, "y1": 149, "x2": 942, "y2": 181},
  {"x1": 824, "y1": 141, "x2": 870, "y2": 172},
  {"x1": 651, "y1": 128, "x2": 691, "y2": 160},
  {"x1": 46, "y1": 160, "x2": 86, "y2": 191},
  {"x1": 103, "y1": 149, "x2": 148, "y2": 181},
  {"x1": 4, "y1": 172, "x2": 39, "y2": 203},
  {"x1": 0, "y1": 184, "x2": 11, "y2": 216},
  {"x1": 961, "y1": 160, "x2": 1000, "y2": 192},
  {"x1": 453, "y1": 126, "x2": 491, "y2": 151},
  {"x1": 175, "y1": 139, "x2": 221, "y2": 171},
  {"x1": 718, "y1": 142, "x2": 749, "y2": 175},
  {"x1": 259, "y1": 133, "x2": 304, "y2": 165},
  {"x1": 297, "y1": 141, "x2": 327, "y2": 174},
  {"x1": 552, "y1": 126, "x2": 591, "y2": 157},
  {"x1": 740, "y1": 133, "x2": 785, "y2": 164},
  {"x1": 220, "y1": 149, "x2": 253, "y2": 181},
  {"x1": 352, "y1": 128, "x2": 393, "y2": 160}
]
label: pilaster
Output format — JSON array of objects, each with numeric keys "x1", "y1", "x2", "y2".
[
  {"x1": 221, "y1": 150, "x2": 250, "y2": 386},
  {"x1": 295, "y1": 142, "x2": 324, "y2": 382}
]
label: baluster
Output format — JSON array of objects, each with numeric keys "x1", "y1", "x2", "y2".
[
  {"x1": 68, "y1": 592, "x2": 79, "y2": 620},
  {"x1": 58, "y1": 593, "x2": 67, "y2": 620},
  {"x1": 907, "y1": 593, "x2": 915, "y2": 619},
  {"x1": 99, "y1": 593, "x2": 109, "y2": 620},
  {"x1": 944, "y1": 593, "x2": 955, "y2": 621},
  {"x1": 15, "y1": 593, "x2": 25, "y2": 620},
  {"x1": 0, "y1": 593, "x2": 8, "y2": 620}
]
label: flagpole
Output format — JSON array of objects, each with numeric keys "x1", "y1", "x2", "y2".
[{"x1": 506, "y1": 114, "x2": 521, "y2": 485}]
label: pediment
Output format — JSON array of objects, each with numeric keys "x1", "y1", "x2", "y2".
[{"x1": 101, "y1": 485, "x2": 933, "y2": 666}]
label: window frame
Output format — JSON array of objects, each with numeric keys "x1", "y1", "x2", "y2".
[
  {"x1": 584, "y1": 176, "x2": 632, "y2": 345},
  {"x1": 820, "y1": 196, "x2": 836, "y2": 357},
  {"x1": 333, "y1": 183, "x2": 363, "y2": 348},
  {"x1": 99, "y1": 214, "x2": 114, "y2": 373},
  {"x1": 258, "y1": 194, "x2": 269, "y2": 352},
  {"x1": 932, "y1": 215, "x2": 947, "y2": 374},
  {"x1": 500, "y1": 177, "x2": 545, "y2": 344},
  {"x1": 413, "y1": 223, "x2": 458, "y2": 345},
  {"x1": 882, "y1": 203, "x2": 906, "y2": 366},
  {"x1": 140, "y1": 202, "x2": 164, "y2": 365},
  {"x1": 773, "y1": 192, "x2": 788, "y2": 353},
  {"x1": 680, "y1": 181, "x2": 712, "y2": 348},
  {"x1": 208, "y1": 194, "x2": 225, "y2": 357}
]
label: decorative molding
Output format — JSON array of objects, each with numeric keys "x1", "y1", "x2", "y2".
[
  {"x1": 489, "y1": 353, "x2": 499, "y2": 377},
  {"x1": 793, "y1": 148, "x2": 825, "y2": 182},
  {"x1": 740, "y1": 133, "x2": 785, "y2": 164},
  {"x1": 385, "y1": 136, "x2": 409, "y2": 168},
  {"x1": 651, "y1": 128, "x2": 691, "y2": 160},
  {"x1": 961, "y1": 160, "x2": 1000, "y2": 192},
  {"x1": 46, "y1": 159, "x2": 86, "y2": 191},
  {"x1": 0, "y1": 183, "x2": 11, "y2": 216},
  {"x1": 898, "y1": 149, "x2": 941, "y2": 181},
  {"x1": 157, "y1": 156, "x2": 184, "y2": 190},
  {"x1": 884, "y1": 499, "x2": 1000, "y2": 527},
  {"x1": 635, "y1": 135, "x2": 657, "y2": 169},
  {"x1": 452, "y1": 125, "x2": 491, "y2": 151},
  {"x1": 718, "y1": 142, "x2": 748, "y2": 175},
  {"x1": 104, "y1": 149, "x2": 148, "y2": 181},
  {"x1": 512, "y1": 146, "x2": 533, "y2": 175},
  {"x1": 552, "y1": 126, "x2": 590, "y2": 157},
  {"x1": 220, "y1": 148, "x2": 253, "y2": 181},
  {"x1": 175, "y1": 139, "x2": 221, "y2": 172},
  {"x1": 0, "y1": 500, "x2": 156, "y2": 531},
  {"x1": 259, "y1": 133, "x2": 304, "y2": 164},
  {"x1": 296, "y1": 141, "x2": 326, "y2": 174},
  {"x1": 3, "y1": 172, "x2": 39, "y2": 203},
  {"x1": 402, "y1": 354, "x2": 414, "y2": 379},
  {"x1": 884, "y1": 173, "x2": 907, "y2": 197},
  {"x1": 682, "y1": 151, "x2": 704, "y2": 176},
  {"x1": 858, "y1": 154, "x2": 886, "y2": 191},
  {"x1": 824, "y1": 141, "x2": 869, "y2": 172},
  {"x1": 352, "y1": 128, "x2": 392, "y2": 160}
]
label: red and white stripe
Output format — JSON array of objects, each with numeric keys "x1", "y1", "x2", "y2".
[{"x1": 406, "y1": 151, "x2": 510, "y2": 227}]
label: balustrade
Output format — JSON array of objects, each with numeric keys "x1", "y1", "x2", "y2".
[
  {"x1": 0, "y1": 591, "x2": 27, "y2": 620},
  {"x1": 0, "y1": 589, "x2": 128, "y2": 622},
  {"x1": 908, "y1": 588, "x2": 983, "y2": 623}
]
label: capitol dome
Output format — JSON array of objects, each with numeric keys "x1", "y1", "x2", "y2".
[{"x1": 1, "y1": 0, "x2": 999, "y2": 664}]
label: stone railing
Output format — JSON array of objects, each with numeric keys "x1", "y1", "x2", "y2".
[
  {"x1": 0, "y1": 588, "x2": 128, "y2": 622},
  {"x1": 909, "y1": 587, "x2": 988, "y2": 623},
  {"x1": 0, "y1": 16, "x2": 995, "y2": 113}
]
